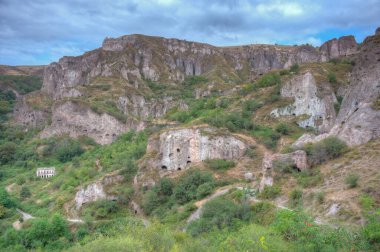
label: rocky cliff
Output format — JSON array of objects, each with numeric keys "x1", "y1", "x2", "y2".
[
  {"x1": 294, "y1": 31, "x2": 380, "y2": 147},
  {"x1": 12, "y1": 33, "x2": 362, "y2": 144},
  {"x1": 271, "y1": 71, "x2": 337, "y2": 132},
  {"x1": 146, "y1": 127, "x2": 248, "y2": 172}
]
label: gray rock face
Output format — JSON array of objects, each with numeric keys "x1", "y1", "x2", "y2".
[
  {"x1": 320, "y1": 36, "x2": 358, "y2": 61},
  {"x1": 147, "y1": 127, "x2": 248, "y2": 171},
  {"x1": 74, "y1": 173, "x2": 123, "y2": 209},
  {"x1": 117, "y1": 94, "x2": 174, "y2": 120},
  {"x1": 40, "y1": 101, "x2": 130, "y2": 145},
  {"x1": 294, "y1": 33, "x2": 380, "y2": 147},
  {"x1": 42, "y1": 34, "x2": 348, "y2": 100},
  {"x1": 12, "y1": 93, "x2": 50, "y2": 128},
  {"x1": 259, "y1": 150, "x2": 308, "y2": 191},
  {"x1": 271, "y1": 72, "x2": 337, "y2": 131}
]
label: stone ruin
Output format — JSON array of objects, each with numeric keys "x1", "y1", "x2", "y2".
[{"x1": 36, "y1": 167, "x2": 56, "y2": 178}]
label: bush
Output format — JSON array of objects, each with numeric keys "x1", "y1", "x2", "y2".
[
  {"x1": 205, "y1": 159, "x2": 235, "y2": 170},
  {"x1": 0, "y1": 142, "x2": 17, "y2": 164},
  {"x1": 251, "y1": 202, "x2": 276, "y2": 226},
  {"x1": 304, "y1": 136, "x2": 347, "y2": 166},
  {"x1": 187, "y1": 198, "x2": 241, "y2": 236},
  {"x1": 259, "y1": 185, "x2": 281, "y2": 199},
  {"x1": 183, "y1": 76, "x2": 208, "y2": 87},
  {"x1": 328, "y1": 72, "x2": 337, "y2": 83},
  {"x1": 273, "y1": 158, "x2": 295, "y2": 173},
  {"x1": 275, "y1": 123, "x2": 292, "y2": 135},
  {"x1": 20, "y1": 186, "x2": 31, "y2": 200},
  {"x1": 289, "y1": 189, "x2": 303, "y2": 207},
  {"x1": 251, "y1": 126, "x2": 280, "y2": 150},
  {"x1": 345, "y1": 173, "x2": 359, "y2": 188},
  {"x1": 290, "y1": 64, "x2": 299, "y2": 73},
  {"x1": 196, "y1": 183, "x2": 214, "y2": 199},
  {"x1": 315, "y1": 191, "x2": 325, "y2": 204},
  {"x1": 243, "y1": 100, "x2": 262, "y2": 112}
]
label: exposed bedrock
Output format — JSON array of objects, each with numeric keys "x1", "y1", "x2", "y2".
[
  {"x1": 146, "y1": 127, "x2": 248, "y2": 172},
  {"x1": 40, "y1": 101, "x2": 135, "y2": 145},
  {"x1": 293, "y1": 30, "x2": 380, "y2": 147},
  {"x1": 259, "y1": 150, "x2": 308, "y2": 191},
  {"x1": 271, "y1": 72, "x2": 337, "y2": 131},
  {"x1": 74, "y1": 173, "x2": 124, "y2": 210}
]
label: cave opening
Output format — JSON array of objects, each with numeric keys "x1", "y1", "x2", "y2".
[
  {"x1": 177, "y1": 167, "x2": 181, "y2": 171},
  {"x1": 161, "y1": 165, "x2": 167, "y2": 170},
  {"x1": 177, "y1": 148, "x2": 180, "y2": 153}
]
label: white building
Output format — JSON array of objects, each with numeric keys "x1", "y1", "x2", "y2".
[{"x1": 36, "y1": 167, "x2": 56, "y2": 178}]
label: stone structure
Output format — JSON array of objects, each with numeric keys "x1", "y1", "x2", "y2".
[
  {"x1": 146, "y1": 127, "x2": 248, "y2": 171},
  {"x1": 259, "y1": 150, "x2": 308, "y2": 191},
  {"x1": 36, "y1": 167, "x2": 56, "y2": 178}
]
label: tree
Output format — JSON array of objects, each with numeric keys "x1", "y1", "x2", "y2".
[
  {"x1": 0, "y1": 142, "x2": 16, "y2": 164},
  {"x1": 20, "y1": 186, "x2": 31, "y2": 200}
]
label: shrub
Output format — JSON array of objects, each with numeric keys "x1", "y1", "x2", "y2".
[
  {"x1": 205, "y1": 159, "x2": 235, "y2": 171},
  {"x1": 196, "y1": 183, "x2": 214, "y2": 199},
  {"x1": 345, "y1": 173, "x2": 359, "y2": 188},
  {"x1": 273, "y1": 158, "x2": 295, "y2": 173},
  {"x1": 0, "y1": 142, "x2": 16, "y2": 164},
  {"x1": 251, "y1": 202, "x2": 276, "y2": 226},
  {"x1": 360, "y1": 195, "x2": 374, "y2": 211},
  {"x1": 289, "y1": 189, "x2": 303, "y2": 207},
  {"x1": 0, "y1": 188, "x2": 15, "y2": 208},
  {"x1": 315, "y1": 191, "x2": 325, "y2": 204},
  {"x1": 304, "y1": 136, "x2": 347, "y2": 166},
  {"x1": 183, "y1": 76, "x2": 208, "y2": 87},
  {"x1": 20, "y1": 186, "x2": 31, "y2": 200},
  {"x1": 243, "y1": 100, "x2": 262, "y2": 112},
  {"x1": 290, "y1": 64, "x2": 299, "y2": 73},
  {"x1": 187, "y1": 198, "x2": 241, "y2": 236},
  {"x1": 251, "y1": 126, "x2": 280, "y2": 150},
  {"x1": 328, "y1": 72, "x2": 337, "y2": 83},
  {"x1": 259, "y1": 185, "x2": 281, "y2": 199},
  {"x1": 275, "y1": 123, "x2": 292, "y2": 135}
]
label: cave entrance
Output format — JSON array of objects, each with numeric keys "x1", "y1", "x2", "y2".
[
  {"x1": 177, "y1": 167, "x2": 181, "y2": 171},
  {"x1": 161, "y1": 165, "x2": 167, "y2": 170}
]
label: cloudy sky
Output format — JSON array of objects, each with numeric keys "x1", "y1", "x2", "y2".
[{"x1": 1, "y1": 0, "x2": 379, "y2": 65}]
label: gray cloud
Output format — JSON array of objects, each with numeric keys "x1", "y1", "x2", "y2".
[{"x1": 0, "y1": 0, "x2": 379, "y2": 65}]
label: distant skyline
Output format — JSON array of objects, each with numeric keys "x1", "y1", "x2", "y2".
[{"x1": 1, "y1": 0, "x2": 379, "y2": 66}]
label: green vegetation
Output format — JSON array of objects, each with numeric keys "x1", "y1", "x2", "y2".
[
  {"x1": 345, "y1": 173, "x2": 360, "y2": 188},
  {"x1": 258, "y1": 185, "x2": 281, "y2": 199},
  {"x1": 241, "y1": 72, "x2": 281, "y2": 94},
  {"x1": 0, "y1": 75, "x2": 42, "y2": 94},
  {"x1": 0, "y1": 90, "x2": 16, "y2": 121},
  {"x1": 142, "y1": 170, "x2": 215, "y2": 218},
  {"x1": 303, "y1": 136, "x2": 347, "y2": 166},
  {"x1": 205, "y1": 159, "x2": 236, "y2": 171},
  {"x1": 328, "y1": 72, "x2": 337, "y2": 83},
  {"x1": 289, "y1": 189, "x2": 303, "y2": 208},
  {"x1": 289, "y1": 64, "x2": 299, "y2": 73}
]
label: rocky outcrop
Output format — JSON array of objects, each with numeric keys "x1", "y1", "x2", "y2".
[
  {"x1": 40, "y1": 101, "x2": 132, "y2": 144},
  {"x1": 146, "y1": 127, "x2": 248, "y2": 172},
  {"x1": 271, "y1": 72, "x2": 337, "y2": 131},
  {"x1": 117, "y1": 94, "x2": 175, "y2": 120},
  {"x1": 259, "y1": 150, "x2": 308, "y2": 191},
  {"x1": 74, "y1": 173, "x2": 123, "y2": 209},
  {"x1": 294, "y1": 29, "x2": 380, "y2": 147},
  {"x1": 12, "y1": 93, "x2": 50, "y2": 128},
  {"x1": 320, "y1": 36, "x2": 358, "y2": 61}
]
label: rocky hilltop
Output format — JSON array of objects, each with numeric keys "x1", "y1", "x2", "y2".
[{"x1": 13, "y1": 32, "x2": 363, "y2": 145}]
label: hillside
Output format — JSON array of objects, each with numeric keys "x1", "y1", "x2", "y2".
[{"x1": 0, "y1": 28, "x2": 379, "y2": 252}]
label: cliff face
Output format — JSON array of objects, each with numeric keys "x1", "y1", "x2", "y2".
[
  {"x1": 146, "y1": 127, "x2": 248, "y2": 172},
  {"x1": 13, "y1": 33, "x2": 361, "y2": 144},
  {"x1": 42, "y1": 34, "x2": 357, "y2": 100},
  {"x1": 294, "y1": 32, "x2": 380, "y2": 147},
  {"x1": 271, "y1": 72, "x2": 337, "y2": 132}
]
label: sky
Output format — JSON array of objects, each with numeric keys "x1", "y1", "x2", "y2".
[{"x1": 1, "y1": 0, "x2": 379, "y2": 66}]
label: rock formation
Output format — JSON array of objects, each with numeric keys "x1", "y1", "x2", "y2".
[
  {"x1": 271, "y1": 72, "x2": 337, "y2": 131},
  {"x1": 294, "y1": 28, "x2": 380, "y2": 147},
  {"x1": 259, "y1": 150, "x2": 308, "y2": 191},
  {"x1": 74, "y1": 173, "x2": 124, "y2": 209},
  {"x1": 40, "y1": 101, "x2": 132, "y2": 145},
  {"x1": 320, "y1": 36, "x2": 358, "y2": 61},
  {"x1": 146, "y1": 127, "x2": 248, "y2": 172}
]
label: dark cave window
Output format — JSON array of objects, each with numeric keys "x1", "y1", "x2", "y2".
[
  {"x1": 177, "y1": 148, "x2": 180, "y2": 153},
  {"x1": 177, "y1": 167, "x2": 181, "y2": 171},
  {"x1": 187, "y1": 160, "x2": 191, "y2": 164},
  {"x1": 161, "y1": 165, "x2": 167, "y2": 170}
]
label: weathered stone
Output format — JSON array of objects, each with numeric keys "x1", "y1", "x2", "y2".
[
  {"x1": 40, "y1": 101, "x2": 130, "y2": 145},
  {"x1": 294, "y1": 32, "x2": 380, "y2": 147},
  {"x1": 74, "y1": 173, "x2": 123, "y2": 209},
  {"x1": 271, "y1": 72, "x2": 337, "y2": 131},
  {"x1": 320, "y1": 36, "x2": 358, "y2": 61},
  {"x1": 259, "y1": 150, "x2": 308, "y2": 191},
  {"x1": 147, "y1": 127, "x2": 248, "y2": 172}
]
